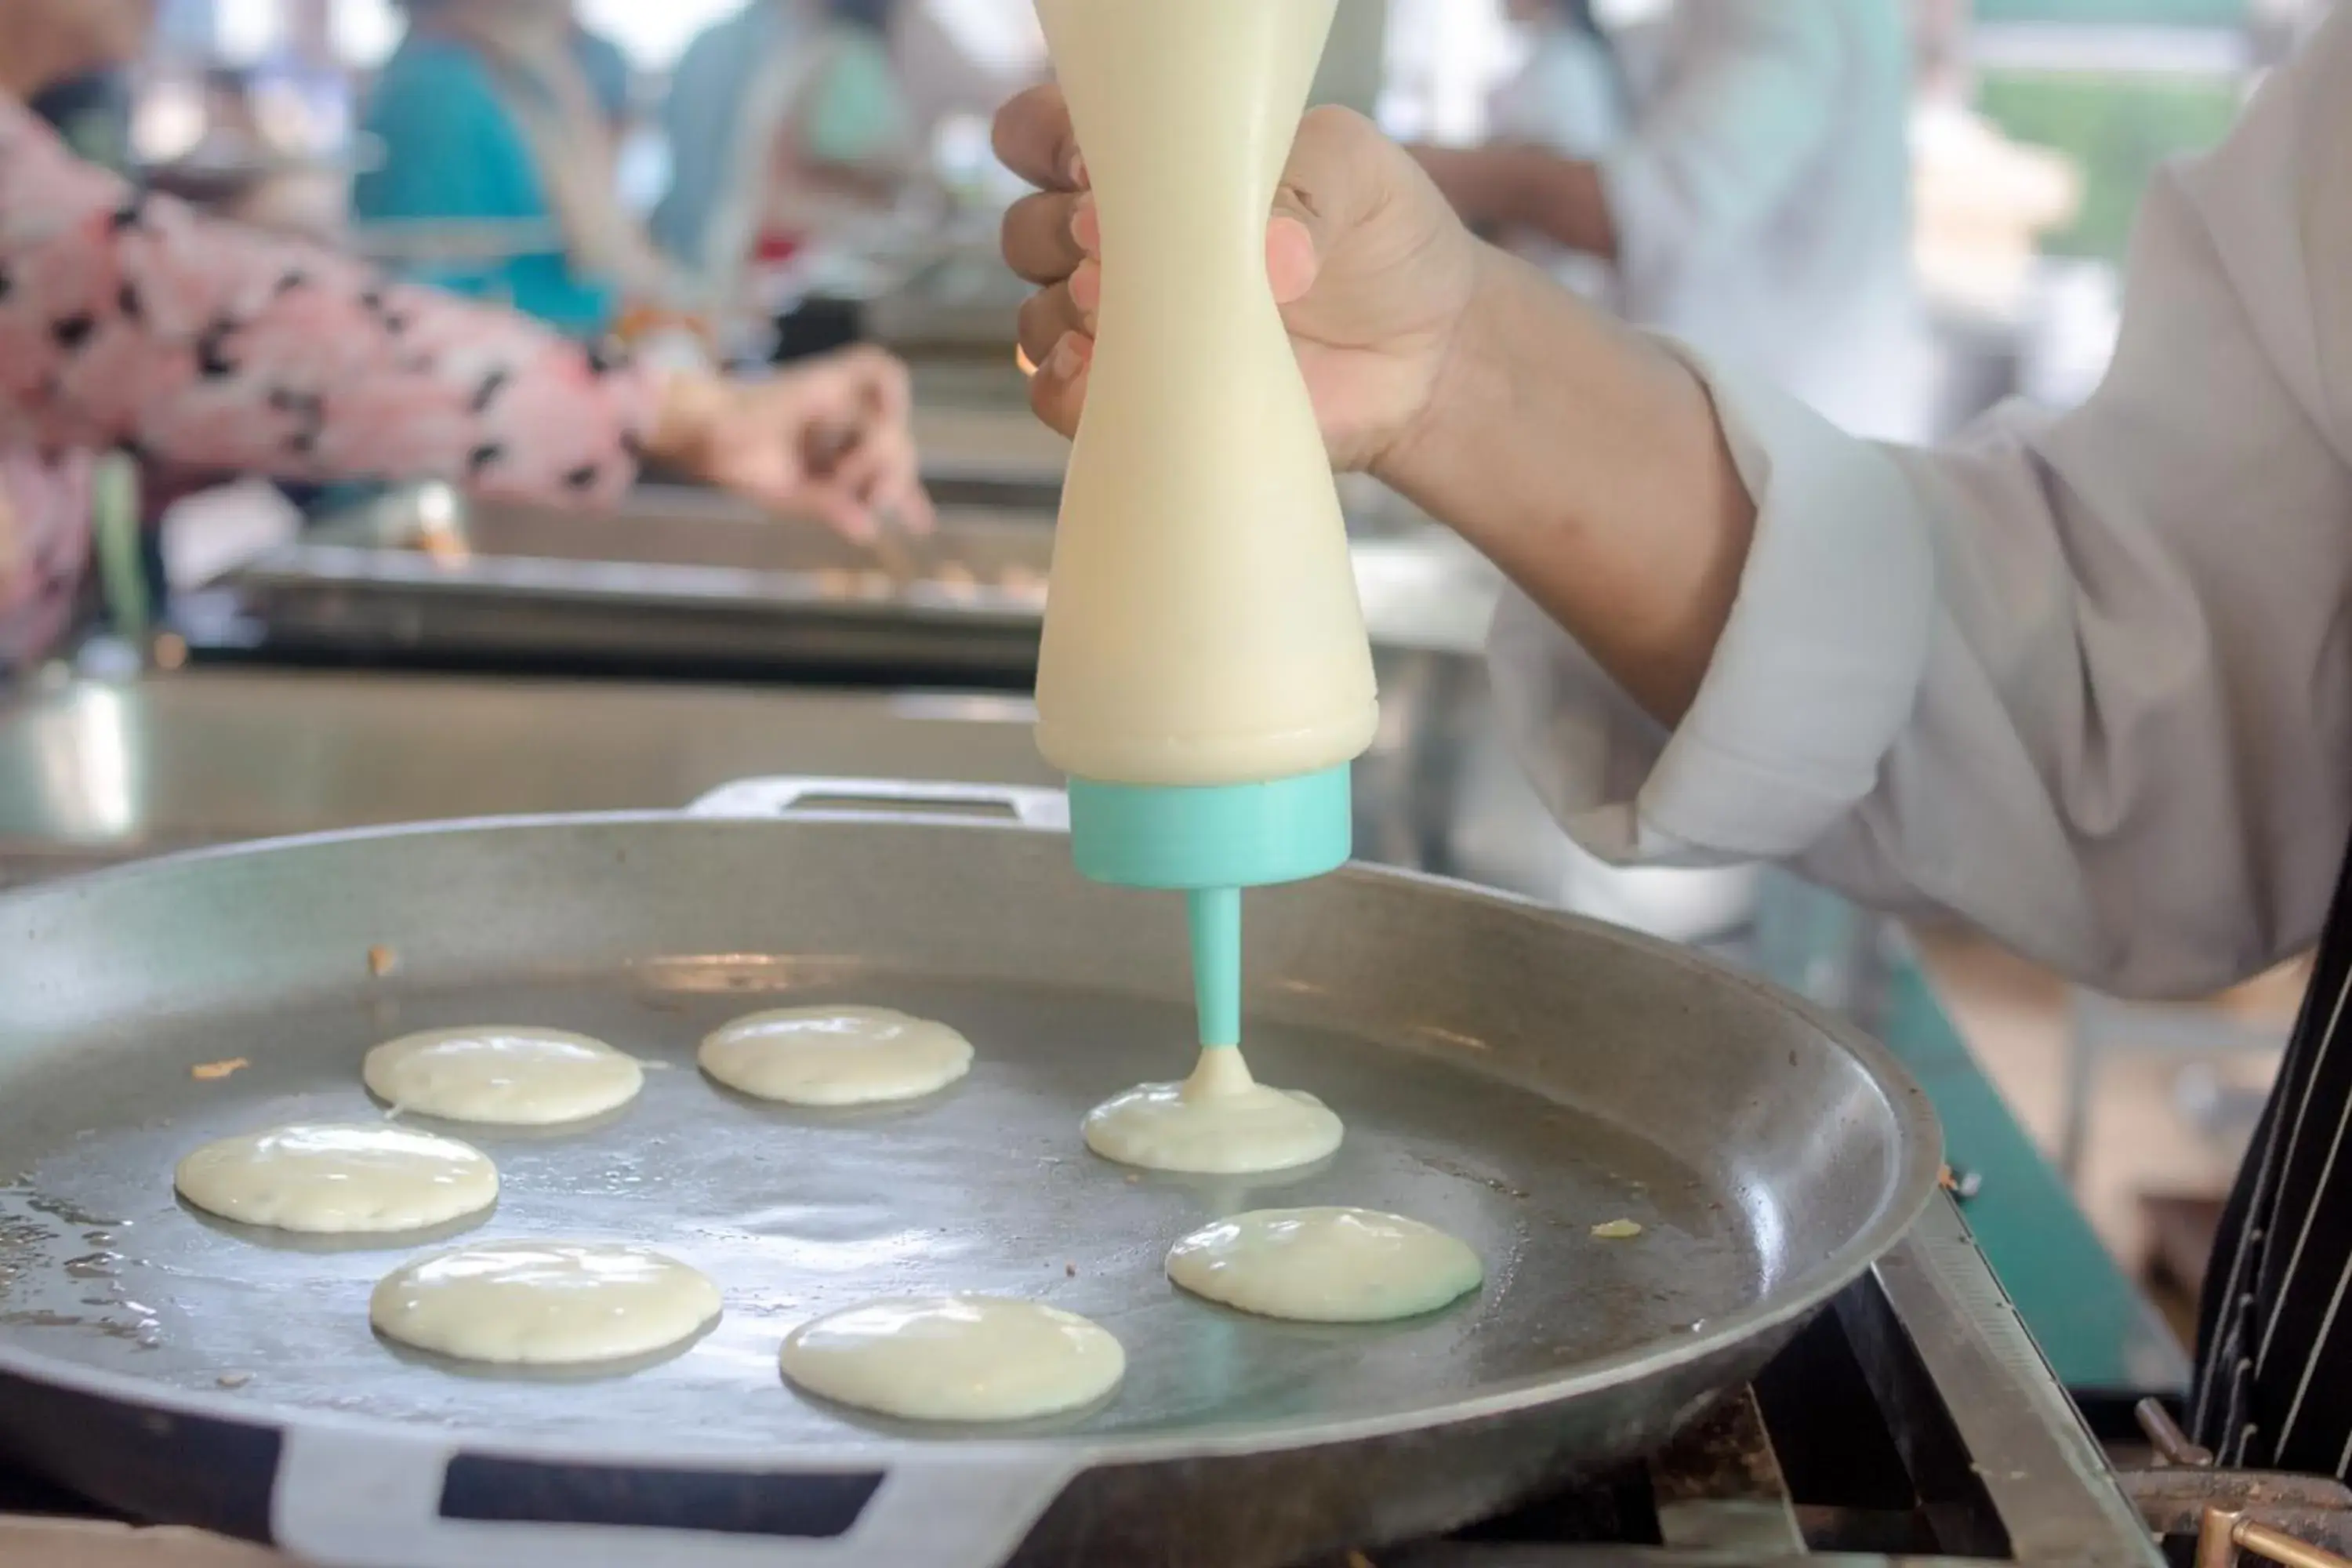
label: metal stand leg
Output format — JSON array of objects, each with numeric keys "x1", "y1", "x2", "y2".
[{"x1": 2061, "y1": 989, "x2": 2100, "y2": 1187}]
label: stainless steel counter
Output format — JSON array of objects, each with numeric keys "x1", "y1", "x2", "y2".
[
  {"x1": 176, "y1": 474, "x2": 1751, "y2": 944},
  {"x1": 0, "y1": 666, "x2": 1479, "y2": 893},
  {"x1": 0, "y1": 672, "x2": 1055, "y2": 886},
  {"x1": 0, "y1": 651, "x2": 1691, "y2": 935}
]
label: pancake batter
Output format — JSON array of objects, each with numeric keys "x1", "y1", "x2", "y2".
[
  {"x1": 370, "y1": 1242, "x2": 721, "y2": 1366},
  {"x1": 173, "y1": 1123, "x2": 499, "y2": 1235},
  {"x1": 698, "y1": 1006, "x2": 973, "y2": 1106},
  {"x1": 363, "y1": 1026, "x2": 644, "y2": 1126},
  {"x1": 780, "y1": 1296, "x2": 1125, "y2": 1422},
  {"x1": 1083, "y1": 1047, "x2": 1342, "y2": 1174},
  {"x1": 1165, "y1": 1207, "x2": 1484, "y2": 1322}
]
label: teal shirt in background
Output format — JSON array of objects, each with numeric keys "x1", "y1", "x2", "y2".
[
  {"x1": 802, "y1": 32, "x2": 914, "y2": 169},
  {"x1": 650, "y1": 6, "x2": 914, "y2": 271},
  {"x1": 652, "y1": 2, "x2": 800, "y2": 270},
  {"x1": 354, "y1": 37, "x2": 617, "y2": 338}
]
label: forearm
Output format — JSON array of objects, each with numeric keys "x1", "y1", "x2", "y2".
[
  {"x1": 1470, "y1": 103, "x2": 2352, "y2": 999},
  {"x1": 1417, "y1": 147, "x2": 1618, "y2": 260},
  {"x1": 0, "y1": 96, "x2": 662, "y2": 503},
  {"x1": 1376, "y1": 248, "x2": 1752, "y2": 722}
]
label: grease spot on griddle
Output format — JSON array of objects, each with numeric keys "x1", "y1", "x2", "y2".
[
  {"x1": 22, "y1": 1191, "x2": 118, "y2": 1229},
  {"x1": 0, "y1": 1305, "x2": 160, "y2": 1346},
  {"x1": 1414, "y1": 1152, "x2": 1530, "y2": 1201}
]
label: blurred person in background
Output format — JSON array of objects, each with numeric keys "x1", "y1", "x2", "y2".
[
  {"x1": 754, "y1": 0, "x2": 921, "y2": 233},
  {"x1": 249, "y1": 0, "x2": 355, "y2": 156},
  {"x1": 1483, "y1": 0, "x2": 1626, "y2": 302},
  {"x1": 569, "y1": 7, "x2": 633, "y2": 137},
  {"x1": 354, "y1": 0, "x2": 672, "y2": 336},
  {"x1": 656, "y1": 0, "x2": 919, "y2": 322},
  {"x1": 886, "y1": 0, "x2": 1041, "y2": 143},
  {"x1": 650, "y1": 0, "x2": 813, "y2": 274},
  {"x1": 0, "y1": 0, "x2": 929, "y2": 672},
  {"x1": 1412, "y1": 0, "x2": 1929, "y2": 441},
  {"x1": 192, "y1": 64, "x2": 268, "y2": 163},
  {"x1": 29, "y1": 67, "x2": 133, "y2": 172}
]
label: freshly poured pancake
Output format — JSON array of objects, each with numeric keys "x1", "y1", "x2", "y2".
[
  {"x1": 174, "y1": 1123, "x2": 498, "y2": 1235},
  {"x1": 699, "y1": 1006, "x2": 973, "y2": 1106},
  {"x1": 1083, "y1": 1047, "x2": 1341, "y2": 1174},
  {"x1": 780, "y1": 1296, "x2": 1124, "y2": 1421},
  {"x1": 370, "y1": 1242, "x2": 720, "y2": 1366},
  {"x1": 364, "y1": 1026, "x2": 644, "y2": 1126},
  {"x1": 1166, "y1": 1207, "x2": 1483, "y2": 1322}
]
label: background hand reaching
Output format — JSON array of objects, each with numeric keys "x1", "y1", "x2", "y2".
[{"x1": 651, "y1": 347, "x2": 934, "y2": 543}]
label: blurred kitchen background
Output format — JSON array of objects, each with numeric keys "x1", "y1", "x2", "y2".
[
  {"x1": 121, "y1": 0, "x2": 2315, "y2": 403},
  {"x1": 7, "y1": 0, "x2": 2336, "y2": 1401}
]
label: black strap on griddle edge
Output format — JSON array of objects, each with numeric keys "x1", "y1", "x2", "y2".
[
  {"x1": 430, "y1": 1456, "x2": 884, "y2": 1537},
  {"x1": 0, "y1": 1352, "x2": 893, "y2": 1544},
  {"x1": 0, "y1": 1363, "x2": 281, "y2": 1540},
  {"x1": 2190, "y1": 829, "x2": 2352, "y2": 1475}
]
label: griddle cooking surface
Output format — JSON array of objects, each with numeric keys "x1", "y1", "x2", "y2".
[{"x1": 0, "y1": 971, "x2": 1755, "y2": 1454}]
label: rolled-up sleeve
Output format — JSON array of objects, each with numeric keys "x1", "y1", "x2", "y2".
[
  {"x1": 1494, "y1": 351, "x2": 1933, "y2": 868},
  {"x1": 1494, "y1": 8, "x2": 2352, "y2": 999}
]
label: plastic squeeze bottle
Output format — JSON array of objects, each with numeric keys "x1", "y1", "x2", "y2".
[{"x1": 1031, "y1": 0, "x2": 1380, "y2": 1051}]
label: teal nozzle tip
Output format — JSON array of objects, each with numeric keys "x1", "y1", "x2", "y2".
[
  {"x1": 1063, "y1": 764, "x2": 1354, "y2": 1051},
  {"x1": 1188, "y1": 887, "x2": 1243, "y2": 1049}
]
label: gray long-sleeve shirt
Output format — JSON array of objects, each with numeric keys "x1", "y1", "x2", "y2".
[{"x1": 1494, "y1": 3, "x2": 2352, "y2": 1000}]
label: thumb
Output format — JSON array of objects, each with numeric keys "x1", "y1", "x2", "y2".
[
  {"x1": 1267, "y1": 207, "x2": 1321, "y2": 308},
  {"x1": 1268, "y1": 107, "x2": 1385, "y2": 307}
]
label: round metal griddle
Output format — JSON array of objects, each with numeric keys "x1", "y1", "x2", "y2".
[{"x1": 0, "y1": 781, "x2": 1941, "y2": 1568}]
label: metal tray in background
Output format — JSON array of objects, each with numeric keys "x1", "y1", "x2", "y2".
[
  {"x1": 898, "y1": 384, "x2": 1434, "y2": 528},
  {"x1": 908, "y1": 401, "x2": 1072, "y2": 511},
  {"x1": 0, "y1": 783, "x2": 1942, "y2": 1568},
  {"x1": 212, "y1": 490, "x2": 1058, "y2": 681},
  {"x1": 202, "y1": 484, "x2": 1501, "y2": 685},
  {"x1": 869, "y1": 252, "x2": 1044, "y2": 361}
]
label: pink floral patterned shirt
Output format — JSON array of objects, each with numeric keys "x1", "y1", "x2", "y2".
[{"x1": 0, "y1": 95, "x2": 662, "y2": 666}]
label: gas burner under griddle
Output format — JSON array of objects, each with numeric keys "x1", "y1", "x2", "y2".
[{"x1": 1350, "y1": 1198, "x2": 2166, "y2": 1567}]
